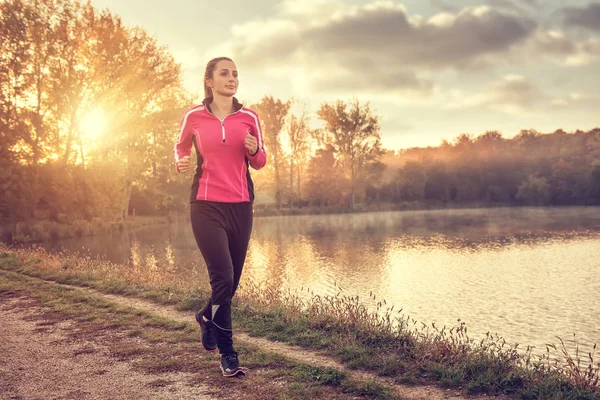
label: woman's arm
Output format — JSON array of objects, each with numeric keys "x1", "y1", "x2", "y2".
[
  {"x1": 243, "y1": 109, "x2": 267, "y2": 170},
  {"x1": 173, "y1": 107, "x2": 198, "y2": 172}
]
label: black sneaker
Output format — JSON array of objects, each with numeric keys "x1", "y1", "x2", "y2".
[
  {"x1": 220, "y1": 352, "x2": 245, "y2": 377},
  {"x1": 195, "y1": 311, "x2": 217, "y2": 352}
]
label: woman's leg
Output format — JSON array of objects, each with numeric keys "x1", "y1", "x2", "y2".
[
  {"x1": 190, "y1": 202, "x2": 236, "y2": 355},
  {"x1": 227, "y1": 202, "x2": 253, "y2": 297},
  {"x1": 198, "y1": 205, "x2": 251, "y2": 318}
]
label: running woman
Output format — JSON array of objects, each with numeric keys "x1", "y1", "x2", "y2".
[{"x1": 173, "y1": 57, "x2": 267, "y2": 377}]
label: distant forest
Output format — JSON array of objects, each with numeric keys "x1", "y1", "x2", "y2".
[{"x1": 1, "y1": 0, "x2": 599, "y2": 225}]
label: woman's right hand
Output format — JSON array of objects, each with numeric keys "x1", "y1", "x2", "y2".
[{"x1": 177, "y1": 155, "x2": 191, "y2": 172}]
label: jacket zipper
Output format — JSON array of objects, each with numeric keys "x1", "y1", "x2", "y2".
[{"x1": 206, "y1": 108, "x2": 241, "y2": 143}]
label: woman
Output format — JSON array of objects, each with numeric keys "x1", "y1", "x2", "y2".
[{"x1": 173, "y1": 57, "x2": 267, "y2": 377}]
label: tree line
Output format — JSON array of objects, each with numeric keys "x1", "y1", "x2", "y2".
[
  {"x1": 1, "y1": 0, "x2": 599, "y2": 225},
  {"x1": 374, "y1": 129, "x2": 600, "y2": 208}
]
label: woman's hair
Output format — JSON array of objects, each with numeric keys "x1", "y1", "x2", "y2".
[{"x1": 204, "y1": 57, "x2": 233, "y2": 99}]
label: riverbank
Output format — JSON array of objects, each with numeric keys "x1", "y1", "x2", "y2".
[
  {"x1": 0, "y1": 202, "x2": 418, "y2": 244},
  {"x1": 0, "y1": 215, "x2": 170, "y2": 244},
  {"x1": 1, "y1": 201, "x2": 572, "y2": 244},
  {"x1": 0, "y1": 201, "x2": 450, "y2": 244},
  {"x1": 1, "y1": 245, "x2": 598, "y2": 399},
  {"x1": 252, "y1": 201, "x2": 507, "y2": 217}
]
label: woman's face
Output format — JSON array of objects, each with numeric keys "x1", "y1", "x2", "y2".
[{"x1": 207, "y1": 60, "x2": 238, "y2": 97}]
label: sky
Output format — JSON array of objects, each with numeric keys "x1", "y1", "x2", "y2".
[{"x1": 90, "y1": 0, "x2": 600, "y2": 150}]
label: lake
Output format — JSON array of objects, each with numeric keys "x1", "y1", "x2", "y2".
[{"x1": 28, "y1": 206, "x2": 600, "y2": 358}]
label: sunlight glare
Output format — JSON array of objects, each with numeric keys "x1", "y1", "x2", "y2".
[{"x1": 80, "y1": 108, "x2": 107, "y2": 141}]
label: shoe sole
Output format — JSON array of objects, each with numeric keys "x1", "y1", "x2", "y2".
[
  {"x1": 196, "y1": 320, "x2": 217, "y2": 352},
  {"x1": 220, "y1": 366, "x2": 246, "y2": 377}
]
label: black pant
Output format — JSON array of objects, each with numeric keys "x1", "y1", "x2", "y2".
[{"x1": 190, "y1": 201, "x2": 253, "y2": 354}]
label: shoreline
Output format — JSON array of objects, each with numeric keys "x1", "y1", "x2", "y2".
[
  {"x1": 3, "y1": 204, "x2": 600, "y2": 244},
  {"x1": 1, "y1": 245, "x2": 598, "y2": 399}
]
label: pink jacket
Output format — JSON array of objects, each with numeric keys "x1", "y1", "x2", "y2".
[{"x1": 174, "y1": 98, "x2": 267, "y2": 203}]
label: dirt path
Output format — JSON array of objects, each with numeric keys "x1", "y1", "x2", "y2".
[
  {"x1": 50, "y1": 279, "x2": 510, "y2": 400},
  {"x1": 0, "y1": 298, "x2": 216, "y2": 400},
  {"x1": 0, "y1": 266, "x2": 515, "y2": 400}
]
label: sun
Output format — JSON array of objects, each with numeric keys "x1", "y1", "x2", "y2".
[{"x1": 79, "y1": 108, "x2": 107, "y2": 141}]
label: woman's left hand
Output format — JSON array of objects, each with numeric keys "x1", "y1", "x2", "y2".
[{"x1": 245, "y1": 132, "x2": 258, "y2": 155}]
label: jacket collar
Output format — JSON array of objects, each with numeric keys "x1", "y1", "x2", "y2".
[{"x1": 202, "y1": 96, "x2": 243, "y2": 113}]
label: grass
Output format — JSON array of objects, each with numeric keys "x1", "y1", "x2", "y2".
[
  {"x1": 1, "y1": 244, "x2": 599, "y2": 399},
  {"x1": 0, "y1": 267, "x2": 394, "y2": 400}
]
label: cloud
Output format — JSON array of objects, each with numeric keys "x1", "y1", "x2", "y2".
[
  {"x1": 490, "y1": 74, "x2": 541, "y2": 113},
  {"x1": 561, "y1": 2, "x2": 600, "y2": 32},
  {"x1": 550, "y1": 91, "x2": 600, "y2": 109},
  {"x1": 301, "y1": 4, "x2": 536, "y2": 69},
  {"x1": 534, "y1": 30, "x2": 577, "y2": 56},
  {"x1": 429, "y1": 0, "x2": 458, "y2": 13},
  {"x1": 445, "y1": 74, "x2": 543, "y2": 115},
  {"x1": 445, "y1": 75, "x2": 600, "y2": 116},
  {"x1": 220, "y1": 1, "x2": 537, "y2": 96},
  {"x1": 303, "y1": 58, "x2": 435, "y2": 97},
  {"x1": 532, "y1": 30, "x2": 600, "y2": 66},
  {"x1": 486, "y1": 0, "x2": 540, "y2": 13}
]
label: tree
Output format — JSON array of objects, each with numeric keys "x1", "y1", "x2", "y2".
[
  {"x1": 424, "y1": 161, "x2": 452, "y2": 202},
  {"x1": 286, "y1": 110, "x2": 311, "y2": 207},
  {"x1": 252, "y1": 96, "x2": 291, "y2": 208},
  {"x1": 305, "y1": 145, "x2": 344, "y2": 206},
  {"x1": 397, "y1": 161, "x2": 427, "y2": 201},
  {"x1": 0, "y1": 0, "x2": 31, "y2": 161},
  {"x1": 453, "y1": 133, "x2": 474, "y2": 150},
  {"x1": 515, "y1": 175, "x2": 551, "y2": 206},
  {"x1": 22, "y1": 0, "x2": 64, "y2": 167},
  {"x1": 550, "y1": 159, "x2": 580, "y2": 205},
  {"x1": 0, "y1": 0, "x2": 189, "y2": 222},
  {"x1": 87, "y1": 21, "x2": 182, "y2": 219},
  {"x1": 132, "y1": 87, "x2": 193, "y2": 214},
  {"x1": 317, "y1": 99, "x2": 383, "y2": 208},
  {"x1": 50, "y1": 0, "x2": 99, "y2": 164},
  {"x1": 588, "y1": 161, "x2": 600, "y2": 205}
]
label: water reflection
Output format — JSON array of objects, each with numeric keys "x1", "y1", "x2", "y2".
[{"x1": 26, "y1": 207, "x2": 600, "y2": 356}]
